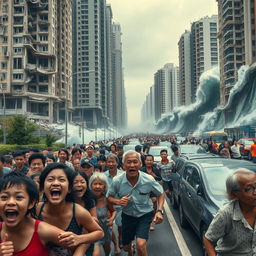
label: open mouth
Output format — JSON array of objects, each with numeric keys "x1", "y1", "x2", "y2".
[
  {"x1": 5, "y1": 210, "x2": 19, "y2": 222},
  {"x1": 75, "y1": 189, "x2": 84, "y2": 194},
  {"x1": 50, "y1": 190, "x2": 61, "y2": 199}
]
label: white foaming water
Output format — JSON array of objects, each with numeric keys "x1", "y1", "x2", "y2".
[{"x1": 157, "y1": 64, "x2": 256, "y2": 134}]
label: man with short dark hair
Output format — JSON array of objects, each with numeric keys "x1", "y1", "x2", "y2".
[
  {"x1": 80, "y1": 158, "x2": 94, "y2": 179},
  {"x1": 157, "y1": 149, "x2": 175, "y2": 200},
  {"x1": 135, "y1": 145, "x2": 145, "y2": 166},
  {"x1": 13, "y1": 151, "x2": 29, "y2": 175}
]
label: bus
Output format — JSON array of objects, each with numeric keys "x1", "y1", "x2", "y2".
[{"x1": 202, "y1": 130, "x2": 228, "y2": 144}]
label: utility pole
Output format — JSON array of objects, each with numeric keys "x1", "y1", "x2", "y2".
[{"x1": 3, "y1": 87, "x2": 6, "y2": 144}]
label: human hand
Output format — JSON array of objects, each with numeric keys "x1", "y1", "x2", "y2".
[
  {"x1": 58, "y1": 232, "x2": 81, "y2": 247},
  {"x1": 119, "y1": 195, "x2": 130, "y2": 206},
  {"x1": 153, "y1": 212, "x2": 163, "y2": 224},
  {"x1": 0, "y1": 233, "x2": 14, "y2": 256}
]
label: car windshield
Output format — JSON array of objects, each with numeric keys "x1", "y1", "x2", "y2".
[
  {"x1": 203, "y1": 165, "x2": 256, "y2": 200},
  {"x1": 180, "y1": 145, "x2": 206, "y2": 154},
  {"x1": 149, "y1": 147, "x2": 172, "y2": 156}
]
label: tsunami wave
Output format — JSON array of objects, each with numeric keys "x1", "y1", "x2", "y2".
[{"x1": 156, "y1": 63, "x2": 256, "y2": 134}]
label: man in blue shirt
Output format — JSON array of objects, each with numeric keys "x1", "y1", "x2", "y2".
[{"x1": 107, "y1": 150, "x2": 164, "y2": 256}]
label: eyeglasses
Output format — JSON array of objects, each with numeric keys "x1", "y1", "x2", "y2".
[{"x1": 243, "y1": 184, "x2": 256, "y2": 194}]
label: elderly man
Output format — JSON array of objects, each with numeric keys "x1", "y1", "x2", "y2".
[
  {"x1": 107, "y1": 150, "x2": 164, "y2": 256},
  {"x1": 204, "y1": 168, "x2": 256, "y2": 256}
]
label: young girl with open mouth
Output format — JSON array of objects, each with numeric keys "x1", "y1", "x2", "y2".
[{"x1": 0, "y1": 171, "x2": 73, "y2": 256}]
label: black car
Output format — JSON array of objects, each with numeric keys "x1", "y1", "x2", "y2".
[
  {"x1": 175, "y1": 158, "x2": 256, "y2": 243},
  {"x1": 171, "y1": 154, "x2": 218, "y2": 209}
]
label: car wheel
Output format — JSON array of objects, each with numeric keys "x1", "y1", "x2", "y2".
[
  {"x1": 171, "y1": 192, "x2": 178, "y2": 209},
  {"x1": 248, "y1": 152, "x2": 252, "y2": 161},
  {"x1": 200, "y1": 224, "x2": 208, "y2": 256},
  {"x1": 179, "y1": 202, "x2": 188, "y2": 228}
]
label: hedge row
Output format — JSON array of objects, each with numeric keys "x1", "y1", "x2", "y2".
[{"x1": 0, "y1": 142, "x2": 65, "y2": 154}]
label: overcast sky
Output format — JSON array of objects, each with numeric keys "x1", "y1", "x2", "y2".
[{"x1": 108, "y1": 0, "x2": 218, "y2": 131}]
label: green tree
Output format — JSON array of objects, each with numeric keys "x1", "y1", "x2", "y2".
[
  {"x1": 45, "y1": 133, "x2": 59, "y2": 147},
  {"x1": 6, "y1": 115, "x2": 40, "y2": 145}
]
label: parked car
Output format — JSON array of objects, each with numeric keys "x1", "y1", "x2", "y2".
[
  {"x1": 178, "y1": 144, "x2": 207, "y2": 155},
  {"x1": 238, "y1": 138, "x2": 255, "y2": 160},
  {"x1": 148, "y1": 146, "x2": 172, "y2": 162},
  {"x1": 176, "y1": 158, "x2": 256, "y2": 247}
]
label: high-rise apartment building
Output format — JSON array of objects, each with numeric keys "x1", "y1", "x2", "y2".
[
  {"x1": 72, "y1": 0, "x2": 127, "y2": 129},
  {"x1": 191, "y1": 15, "x2": 219, "y2": 102},
  {"x1": 178, "y1": 30, "x2": 192, "y2": 106},
  {"x1": 216, "y1": 0, "x2": 256, "y2": 105},
  {"x1": 72, "y1": 0, "x2": 108, "y2": 128},
  {"x1": 0, "y1": 0, "x2": 72, "y2": 122},
  {"x1": 112, "y1": 23, "x2": 127, "y2": 129}
]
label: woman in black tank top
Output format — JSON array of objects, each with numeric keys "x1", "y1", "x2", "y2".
[{"x1": 36, "y1": 163, "x2": 103, "y2": 255}]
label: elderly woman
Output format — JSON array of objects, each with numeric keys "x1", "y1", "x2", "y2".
[{"x1": 204, "y1": 168, "x2": 256, "y2": 256}]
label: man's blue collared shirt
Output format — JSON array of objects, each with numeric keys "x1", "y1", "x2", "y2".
[{"x1": 107, "y1": 171, "x2": 163, "y2": 217}]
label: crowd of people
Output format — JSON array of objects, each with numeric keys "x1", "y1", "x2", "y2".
[{"x1": 0, "y1": 134, "x2": 255, "y2": 256}]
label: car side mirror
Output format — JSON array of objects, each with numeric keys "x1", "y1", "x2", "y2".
[{"x1": 195, "y1": 184, "x2": 203, "y2": 196}]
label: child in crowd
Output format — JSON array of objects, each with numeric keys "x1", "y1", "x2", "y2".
[
  {"x1": 89, "y1": 172, "x2": 117, "y2": 256},
  {"x1": 36, "y1": 163, "x2": 103, "y2": 255},
  {"x1": 0, "y1": 171, "x2": 75, "y2": 255}
]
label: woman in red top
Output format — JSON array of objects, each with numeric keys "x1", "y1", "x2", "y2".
[{"x1": 0, "y1": 171, "x2": 74, "y2": 256}]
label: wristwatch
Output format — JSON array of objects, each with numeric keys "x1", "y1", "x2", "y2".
[{"x1": 156, "y1": 209, "x2": 164, "y2": 215}]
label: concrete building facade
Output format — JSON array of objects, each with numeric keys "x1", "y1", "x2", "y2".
[
  {"x1": 216, "y1": 0, "x2": 256, "y2": 105},
  {"x1": 191, "y1": 15, "x2": 219, "y2": 102},
  {"x1": 178, "y1": 30, "x2": 192, "y2": 106},
  {"x1": 0, "y1": 0, "x2": 72, "y2": 122}
]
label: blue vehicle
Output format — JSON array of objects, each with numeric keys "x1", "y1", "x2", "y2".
[{"x1": 175, "y1": 158, "x2": 256, "y2": 243}]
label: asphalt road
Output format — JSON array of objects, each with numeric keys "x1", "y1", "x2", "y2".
[{"x1": 103, "y1": 198, "x2": 203, "y2": 256}]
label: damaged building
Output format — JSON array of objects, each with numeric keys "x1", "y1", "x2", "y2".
[{"x1": 0, "y1": 0, "x2": 72, "y2": 122}]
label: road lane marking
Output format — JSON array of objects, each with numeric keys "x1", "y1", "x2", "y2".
[{"x1": 164, "y1": 199, "x2": 192, "y2": 256}]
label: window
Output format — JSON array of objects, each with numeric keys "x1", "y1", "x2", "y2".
[
  {"x1": 13, "y1": 58, "x2": 22, "y2": 69},
  {"x1": 13, "y1": 73, "x2": 23, "y2": 80},
  {"x1": 13, "y1": 47, "x2": 23, "y2": 54},
  {"x1": 1, "y1": 62, "x2": 7, "y2": 69},
  {"x1": 13, "y1": 37, "x2": 23, "y2": 44}
]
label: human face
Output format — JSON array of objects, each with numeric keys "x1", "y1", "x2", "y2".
[
  {"x1": 72, "y1": 159, "x2": 81, "y2": 171},
  {"x1": 0, "y1": 184, "x2": 34, "y2": 227},
  {"x1": 81, "y1": 166, "x2": 94, "y2": 178},
  {"x1": 145, "y1": 156, "x2": 154, "y2": 167},
  {"x1": 86, "y1": 148, "x2": 93, "y2": 157},
  {"x1": 73, "y1": 174, "x2": 87, "y2": 199},
  {"x1": 117, "y1": 149, "x2": 124, "y2": 157},
  {"x1": 160, "y1": 151, "x2": 168, "y2": 161},
  {"x1": 91, "y1": 178, "x2": 105, "y2": 197},
  {"x1": 14, "y1": 156, "x2": 25, "y2": 168},
  {"x1": 110, "y1": 146, "x2": 116, "y2": 153},
  {"x1": 43, "y1": 168, "x2": 69, "y2": 204},
  {"x1": 123, "y1": 154, "x2": 141, "y2": 179},
  {"x1": 46, "y1": 157, "x2": 54, "y2": 165},
  {"x1": 58, "y1": 151, "x2": 67, "y2": 163},
  {"x1": 107, "y1": 157, "x2": 118, "y2": 172},
  {"x1": 98, "y1": 160, "x2": 106, "y2": 170},
  {"x1": 73, "y1": 151, "x2": 81, "y2": 160},
  {"x1": 41, "y1": 150, "x2": 49, "y2": 156},
  {"x1": 234, "y1": 173, "x2": 256, "y2": 208},
  {"x1": 30, "y1": 158, "x2": 44, "y2": 174}
]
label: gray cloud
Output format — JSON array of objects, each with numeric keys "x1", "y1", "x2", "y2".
[{"x1": 108, "y1": 0, "x2": 218, "y2": 128}]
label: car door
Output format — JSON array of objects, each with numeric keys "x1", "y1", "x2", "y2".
[{"x1": 181, "y1": 165, "x2": 203, "y2": 231}]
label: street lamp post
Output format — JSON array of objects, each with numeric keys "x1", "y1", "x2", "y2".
[
  {"x1": 65, "y1": 70, "x2": 95, "y2": 146},
  {"x1": 2, "y1": 87, "x2": 6, "y2": 144}
]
